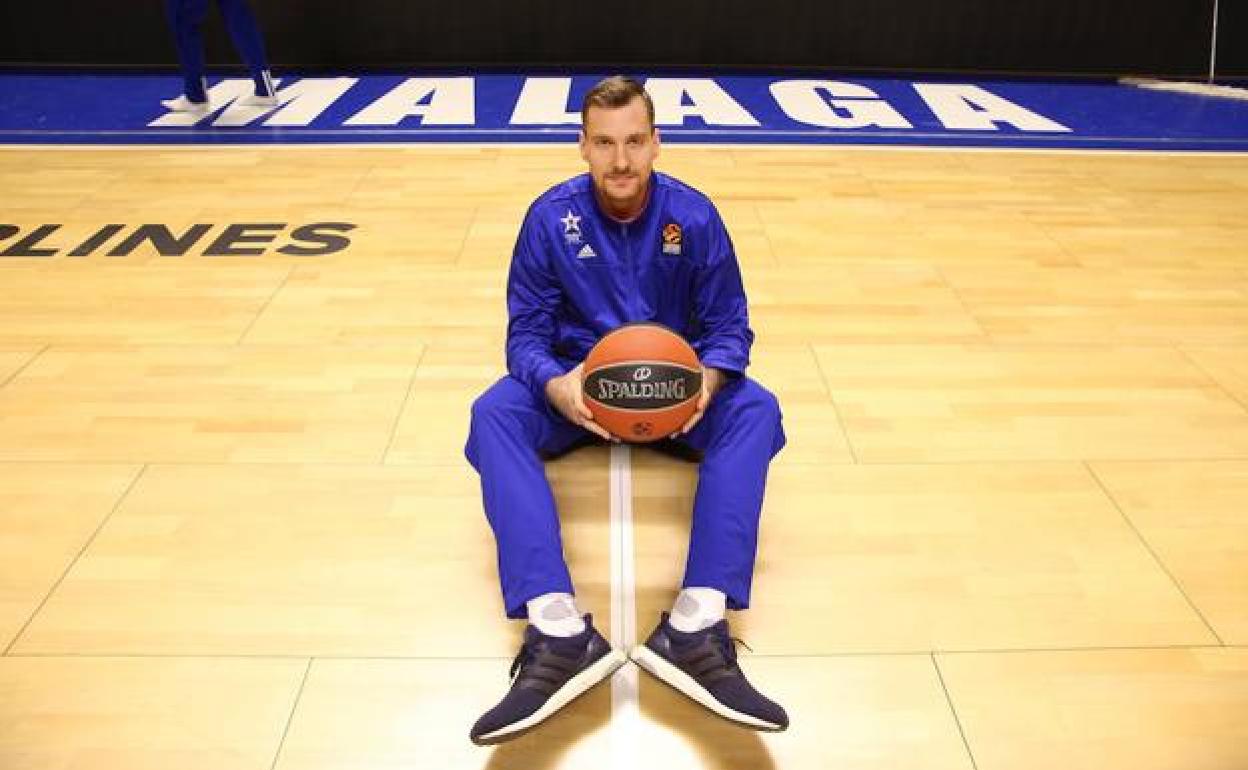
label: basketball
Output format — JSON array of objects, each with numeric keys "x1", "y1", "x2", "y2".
[{"x1": 582, "y1": 323, "x2": 703, "y2": 442}]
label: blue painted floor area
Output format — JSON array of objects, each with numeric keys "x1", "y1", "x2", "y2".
[{"x1": 1, "y1": 72, "x2": 1247, "y2": 150}]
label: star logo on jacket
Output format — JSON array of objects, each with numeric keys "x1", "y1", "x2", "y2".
[
  {"x1": 662, "y1": 222, "x2": 682, "y2": 255},
  {"x1": 561, "y1": 210, "x2": 583, "y2": 244}
]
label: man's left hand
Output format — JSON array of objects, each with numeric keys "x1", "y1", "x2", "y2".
[{"x1": 673, "y1": 366, "x2": 726, "y2": 437}]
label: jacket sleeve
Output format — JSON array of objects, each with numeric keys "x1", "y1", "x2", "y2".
[
  {"x1": 691, "y1": 205, "x2": 754, "y2": 377},
  {"x1": 505, "y1": 205, "x2": 568, "y2": 401}
]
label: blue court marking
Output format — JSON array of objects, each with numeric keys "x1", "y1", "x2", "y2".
[{"x1": 1, "y1": 72, "x2": 1247, "y2": 150}]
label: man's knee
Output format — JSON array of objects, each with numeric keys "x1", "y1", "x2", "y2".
[
  {"x1": 466, "y1": 377, "x2": 545, "y2": 466},
  {"x1": 470, "y1": 377, "x2": 534, "y2": 429},
  {"x1": 735, "y1": 379, "x2": 782, "y2": 425},
  {"x1": 718, "y1": 379, "x2": 785, "y2": 456},
  {"x1": 691, "y1": 377, "x2": 784, "y2": 452}
]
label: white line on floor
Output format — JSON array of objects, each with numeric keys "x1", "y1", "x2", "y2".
[{"x1": 609, "y1": 443, "x2": 639, "y2": 764}]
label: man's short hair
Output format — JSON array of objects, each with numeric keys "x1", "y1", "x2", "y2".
[{"x1": 581, "y1": 76, "x2": 655, "y2": 131}]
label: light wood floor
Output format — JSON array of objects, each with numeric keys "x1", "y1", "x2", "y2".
[{"x1": 2, "y1": 145, "x2": 1247, "y2": 770}]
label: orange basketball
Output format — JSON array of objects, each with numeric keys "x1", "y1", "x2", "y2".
[{"x1": 582, "y1": 323, "x2": 703, "y2": 443}]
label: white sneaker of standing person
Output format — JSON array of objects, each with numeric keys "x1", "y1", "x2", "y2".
[
  {"x1": 238, "y1": 92, "x2": 278, "y2": 108},
  {"x1": 160, "y1": 94, "x2": 210, "y2": 114},
  {"x1": 239, "y1": 71, "x2": 279, "y2": 108}
]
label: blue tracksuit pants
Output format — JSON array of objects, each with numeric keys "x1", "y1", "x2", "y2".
[
  {"x1": 165, "y1": 0, "x2": 273, "y2": 102},
  {"x1": 465, "y1": 374, "x2": 786, "y2": 619}
]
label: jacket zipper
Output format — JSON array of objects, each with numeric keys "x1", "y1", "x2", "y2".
[{"x1": 620, "y1": 222, "x2": 639, "y2": 319}]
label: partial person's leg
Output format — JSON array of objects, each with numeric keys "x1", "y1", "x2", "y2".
[
  {"x1": 465, "y1": 376, "x2": 590, "y2": 619},
  {"x1": 678, "y1": 377, "x2": 786, "y2": 609},
  {"x1": 465, "y1": 375, "x2": 625, "y2": 745},
  {"x1": 630, "y1": 377, "x2": 789, "y2": 732},
  {"x1": 214, "y1": 0, "x2": 275, "y2": 97},
  {"x1": 164, "y1": 0, "x2": 210, "y2": 104}
]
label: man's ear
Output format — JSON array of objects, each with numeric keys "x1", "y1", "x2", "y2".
[{"x1": 579, "y1": 130, "x2": 590, "y2": 161}]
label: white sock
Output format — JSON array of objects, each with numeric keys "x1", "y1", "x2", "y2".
[
  {"x1": 669, "y1": 587, "x2": 727, "y2": 633},
  {"x1": 526, "y1": 592, "x2": 586, "y2": 637}
]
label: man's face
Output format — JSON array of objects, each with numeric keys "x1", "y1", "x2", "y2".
[{"x1": 579, "y1": 96, "x2": 661, "y2": 214}]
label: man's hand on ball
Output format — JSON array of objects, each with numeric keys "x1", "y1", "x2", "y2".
[
  {"x1": 674, "y1": 366, "x2": 725, "y2": 437},
  {"x1": 546, "y1": 363, "x2": 614, "y2": 441}
]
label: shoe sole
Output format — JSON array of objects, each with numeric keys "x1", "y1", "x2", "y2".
[
  {"x1": 473, "y1": 647, "x2": 627, "y2": 745},
  {"x1": 630, "y1": 645, "x2": 785, "y2": 731},
  {"x1": 160, "y1": 101, "x2": 210, "y2": 114}
]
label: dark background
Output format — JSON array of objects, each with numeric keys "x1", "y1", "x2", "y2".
[
  {"x1": 2, "y1": 0, "x2": 1242, "y2": 78},
  {"x1": 1221, "y1": 0, "x2": 1247, "y2": 76}
]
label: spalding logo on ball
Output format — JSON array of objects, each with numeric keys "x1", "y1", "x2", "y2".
[{"x1": 582, "y1": 322, "x2": 702, "y2": 442}]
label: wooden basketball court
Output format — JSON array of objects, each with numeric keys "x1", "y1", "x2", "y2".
[{"x1": 2, "y1": 144, "x2": 1247, "y2": 769}]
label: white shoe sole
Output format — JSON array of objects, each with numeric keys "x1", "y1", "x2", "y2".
[
  {"x1": 238, "y1": 95, "x2": 279, "y2": 108},
  {"x1": 160, "y1": 98, "x2": 210, "y2": 114},
  {"x1": 631, "y1": 644, "x2": 784, "y2": 731},
  {"x1": 475, "y1": 647, "x2": 627, "y2": 744}
]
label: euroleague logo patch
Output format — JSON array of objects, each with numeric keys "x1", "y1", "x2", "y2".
[{"x1": 662, "y1": 223, "x2": 682, "y2": 255}]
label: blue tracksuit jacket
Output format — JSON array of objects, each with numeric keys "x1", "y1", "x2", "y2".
[{"x1": 506, "y1": 171, "x2": 754, "y2": 397}]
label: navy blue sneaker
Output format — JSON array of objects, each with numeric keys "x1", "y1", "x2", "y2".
[
  {"x1": 631, "y1": 612, "x2": 788, "y2": 731},
  {"x1": 470, "y1": 615, "x2": 626, "y2": 745}
]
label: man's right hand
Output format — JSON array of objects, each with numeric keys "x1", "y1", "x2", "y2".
[{"x1": 545, "y1": 363, "x2": 614, "y2": 441}]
